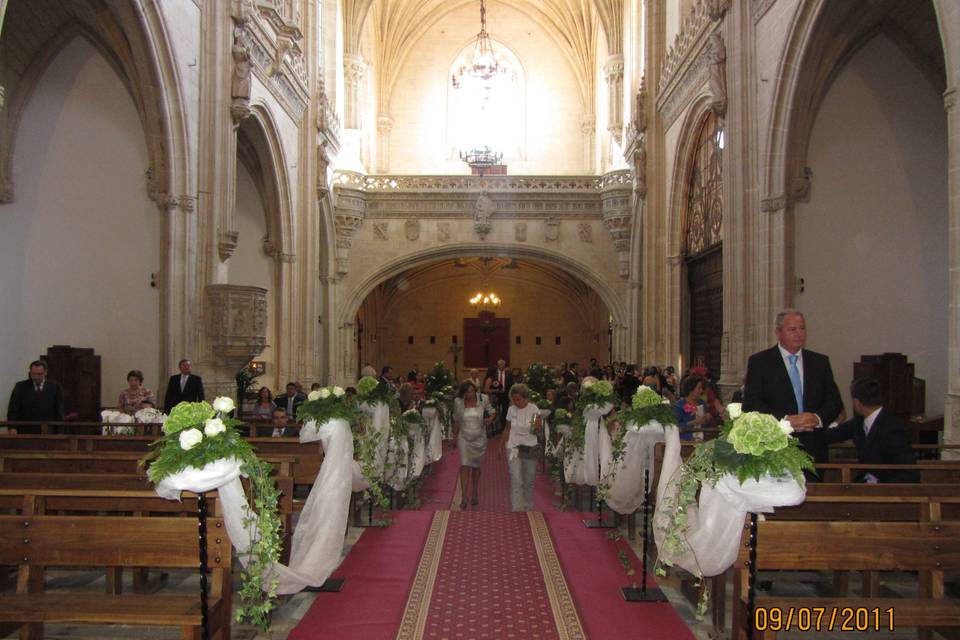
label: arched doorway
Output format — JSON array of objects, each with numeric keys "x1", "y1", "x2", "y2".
[{"x1": 682, "y1": 112, "x2": 724, "y2": 378}]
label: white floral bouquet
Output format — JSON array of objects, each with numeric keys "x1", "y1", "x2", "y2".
[
  {"x1": 134, "y1": 406, "x2": 167, "y2": 426},
  {"x1": 577, "y1": 377, "x2": 616, "y2": 411},
  {"x1": 297, "y1": 385, "x2": 359, "y2": 426},
  {"x1": 101, "y1": 409, "x2": 137, "y2": 435}
]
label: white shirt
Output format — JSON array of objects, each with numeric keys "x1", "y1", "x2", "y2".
[
  {"x1": 863, "y1": 407, "x2": 882, "y2": 436},
  {"x1": 180, "y1": 374, "x2": 189, "y2": 391},
  {"x1": 505, "y1": 403, "x2": 539, "y2": 448}
]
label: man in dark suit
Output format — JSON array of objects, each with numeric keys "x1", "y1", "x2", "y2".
[
  {"x1": 275, "y1": 382, "x2": 306, "y2": 419},
  {"x1": 743, "y1": 309, "x2": 843, "y2": 465},
  {"x1": 484, "y1": 359, "x2": 513, "y2": 434},
  {"x1": 6, "y1": 360, "x2": 65, "y2": 434},
  {"x1": 270, "y1": 406, "x2": 298, "y2": 437},
  {"x1": 824, "y1": 377, "x2": 918, "y2": 483},
  {"x1": 163, "y1": 359, "x2": 205, "y2": 413}
]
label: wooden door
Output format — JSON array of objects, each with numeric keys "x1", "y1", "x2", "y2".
[
  {"x1": 42, "y1": 345, "x2": 101, "y2": 420},
  {"x1": 687, "y1": 248, "x2": 723, "y2": 378},
  {"x1": 463, "y1": 312, "x2": 510, "y2": 369}
]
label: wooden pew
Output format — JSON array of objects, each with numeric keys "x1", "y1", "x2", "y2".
[
  {"x1": 0, "y1": 510, "x2": 233, "y2": 639},
  {"x1": 730, "y1": 518, "x2": 960, "y2": 640}
]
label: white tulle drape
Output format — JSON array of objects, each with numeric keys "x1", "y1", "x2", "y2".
[
  {"x1": 653, "y1": 425, "x2": 807, "y2": 577},
  {"x1": 360, "y1": 401, "x2": 391, "y2": 468},
  {"x1": 600, "y1": 421, "x2": 666, "y2": 515},
  {"x1": 563, "y1": 403, "x2": 613, "y2": 487},
  {"x1": 422, "y1": 407, "x2": 444, "y2": 463},
  {"x1": 157, "y1": 418, "x2": 354, "y2": 594}
]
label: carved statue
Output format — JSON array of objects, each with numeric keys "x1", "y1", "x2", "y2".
[
  {"x1": 707, "y1": 33, "x2": 727, "y2": 117},
  {"x1": 474, "y1": 191, "x2": 496, "y2": 240},
  {"x1": 634, "y1": 78, "x2": 647, "y2": 134},
  {"x1": 633, "y1": 137, "x2": 647, "y2": 198}
]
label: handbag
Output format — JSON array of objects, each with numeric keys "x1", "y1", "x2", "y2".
[{"x1": 516, "y1": 444, "x2": 539, "y2": 459}]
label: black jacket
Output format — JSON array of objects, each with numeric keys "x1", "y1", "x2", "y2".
[
  {"x1": 824, "y1": 409, "x2": 918, "y2": 483},
  {"x1": 7, "y1": 379, "x2": 65, "y2": 432},
  {"x1": 164, "y1": 374, "x2": 205, "y2": 413}
]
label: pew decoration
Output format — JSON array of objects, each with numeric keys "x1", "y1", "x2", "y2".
[
  {"x1": 424, "y1": 362, "x2": 456, "y2": 437},
  {"x1": 563, "y1": 377, "x2": 616, "y2": 487},
  {"x1": 599, "y1": 387, "x2": 676, "y2": 508},
  {"x1": 100, "y1": 409, "x2": 137, "y2": 435},
  {"x1": 422, "y1": 394, "x2": 446, "y2": 463},
  {"x1": 143, "y1": 397, "x2": 283, "y2": 628},
  {"x1": 653, "y1": 404, "x2": 813, "y2": 616},
  {"x1": 525, "y1": 361, "x2": 553, "y2": 397},
  {"x1": 135, "y1": 406, "x2": 167, "y2": 426}
]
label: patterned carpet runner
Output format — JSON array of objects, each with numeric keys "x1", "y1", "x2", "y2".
[{"x1": 396, "y1": 510, "x2": 585, "y2": 640}]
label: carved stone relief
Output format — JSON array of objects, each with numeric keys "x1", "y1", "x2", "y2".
[
  {"x1": 373, "y1": 222, "x2": 389, "y2": 240},
  {"x1": 578, "y1": 222, "x2": 593, "y2": 243},
  {"x1": 474, "y1": 192, "x2": 495, "y2": 240},
  {"x1": 545, "y1": 218, "x2": 560, "y2": 242},
  {"x1": 437, "y1": 221, "x2": 451, "y2": 242},
  {"x1": 707, "y1": 33, "x2": 728, "y2": 117},
  {"x1": 515, "y1": 222, "x2": 527, "y2": 242},
  {"x1": 404, "y1": 219, "x2": 420, "y2": 241},
  {"x1": 205, "y1": 284, "x2": 268, "y2": 369}
]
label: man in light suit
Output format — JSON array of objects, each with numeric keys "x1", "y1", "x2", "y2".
[
  {"x1": 6, "y1": 360, "x2": 65, "y2": 434},
  {"x1": 743, "y1": 309, "x2": 843, "y2": 466},
  {"x1": 824, "y1": 377, "x2": 918, "y2": 483},
  {"x1": 163, "y1": 359, "x2": 205, "y2": 413}
]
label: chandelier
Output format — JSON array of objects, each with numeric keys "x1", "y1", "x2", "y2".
[
  {"x1": 469, "y1": 291, "x2": 501, "y2": 310},
  {"x1": 459, "y1": 145, "x2": 503, "y2": 172},
  {"x1": 451, "y1": 0, "x2": 501, "y2": 89}
]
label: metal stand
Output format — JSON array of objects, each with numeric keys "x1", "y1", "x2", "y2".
[
  {"x1": 746, "y1": 513, "x2": 759, "y2": 640},
  {"x1": 197, "y1": 492, "x2": 210, "y2": 640},
  {"x1": 622, "y1": 469, "x2": 668, "y2": 603},
  {"x1": 584, "y1": 422, "x2": 615, "y2": 528},
  {"x1": 304, "y1": 578, "x2": 346, "y2": 592},
  {"x1": 354, "y1": 491, "x2": 388, "y2": 528}
]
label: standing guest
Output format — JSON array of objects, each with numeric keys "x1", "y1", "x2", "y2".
[
  {"x1": 502, "y1": 384, "x2": 542, "y2": 512},
  {"x1": 163, "y1": 359, "x2": 205, "y2": 413},
  {"x1": 407, "y1": 363, "x2": 421, "y2": 382},
  {"x1": 562, "y1": 362, "x2": 579, "y2": 387},
  {"x1": 118, "y1": 370, "x2": 155, "y2": 415},
  {"x1": 270, "y1": 406, "x2": 297, "y2": 437},
  {"x1": 620, "y1": 365, "x2": 641, "y2": 402},
  {"x1": 673, "y1": 376, "x2": 708, "y2": 441},
  {"x1": 663, "y1": 366, "x2": 679, "y2": 399},
  {"x1": 398, "y1": 383, "x2": 417, "y2": 412},
  {"x1": 411, "y1": 372, "x2": 427, "y2": 402},
  {"x1": 6, "y1": 360, "x2": 65, "y2": 434},
  {"x1": 361, "y1": 364, "x2": 378, "y2": 379},
  {"x1": 275, "y1": 382, "x2": 306, "y2": 419},
  {"x1": 824, "y1": 377, "x2": 918, "y2": 483},
  {"x1": 379, "y1": 366, "x2": 395, "y2": 390},
  {"x1": 484, "y1": 359, "x2": 513, "y2": 434},
  {"x1": 511, "y1": 367, "x2": 524, "y2": 385},
  {"x1": 557, "y1": 381, "x2": 578, "y2": 413},
  {"x1": 641, "y1": 367, "x2": 661, "y2": 392},
  {"x1": 743, "y1": 309, "x2": 843, "y2": 466},
  {"x1": 453, "y1": 381, "x2": 495, "y2": 508},
  {"x1": 250, "y1": 387, "x2": 275, "y2": 421},
  {"x1": 589, "y1": 358, "x2": 604, "y2": 379}
]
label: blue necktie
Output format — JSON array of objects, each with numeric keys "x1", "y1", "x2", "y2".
[{"x1": 787, "y1": 354, "x2": 803, "y2": 413}]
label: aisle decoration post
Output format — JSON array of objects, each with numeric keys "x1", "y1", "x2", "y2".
[
  {"x1": 562, "y1": 378, "x2": 616, "y2": 527},
  {"x1": 424, "y1": 362, "x2": 456, "y2": 437},
  {"x1": 654, "y1": 403, "x2": 812, "y2": 616},
  {"x1": 143, "y1": 397, "x2": 282, "y2": 629}
]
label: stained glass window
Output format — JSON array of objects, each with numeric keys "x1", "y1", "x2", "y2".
[{"x1": 683, "y1": 113, "x2": 723, "y2": 257}]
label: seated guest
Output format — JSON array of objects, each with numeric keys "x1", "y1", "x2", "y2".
[
  {"x1": 251, "y1": 387, "x2": 275, "y2": 420},
  {"x1": 270, "y1": 406, "x2": 296, "y2": 438},
  {"x1": 275, "y1": 382, "x2": 306, "y2": 419},
  {"x1": 398, "y1": 383, "x2": 417, "y2": 412},
  {"x1": 118, "y1": 370, "x2": 155, "y2": 415},
  {"x1": 824, "y1": 377, "x2": 918, "y2": 483},
  {"x1": 673, "y1": 376, "x2": 708, "y2": 441},
  {"x1": 310, "y1": 382, "x2": 321, "y2": 391},
  {"x1": 6, "y1": 360, "x2": 65, "y2": 434},
  {"x1": 641, "y1": 367, "x2": 661, "y2": 392}
]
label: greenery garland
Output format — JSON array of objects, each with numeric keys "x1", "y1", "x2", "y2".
[
  {"x1": 296, "y1": 385, "x2": 362, "y2": 426},
  {"x1": 525, "y1": 362, "x2": 554, "y2": 396},
  {"x1": 424, "y1": 362, "x2": 455, "y2": 396},
  {"x1": 357, "y1": 375, "x2": 395, "y2": 406},
  {"x1": 352, "y1": 420, "x2": 389, "y2": 512},
  {"x1": 142, "y1": 399, "x2": 281, "y2": 630},
  {"x1": 654, "y1": 406, "x2": 815, "y2": 618}
]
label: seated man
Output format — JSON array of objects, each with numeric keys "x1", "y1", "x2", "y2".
[
  {"x1": 824, "y1": 377, "x2": 918, "y2": 483},
  {"x1": 270, "y1": 406, "x2": 297, "y2": 438}
]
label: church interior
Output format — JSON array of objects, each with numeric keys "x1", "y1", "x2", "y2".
[{"x1": 1, "y1": 0, "x2": 959, "y2": 638}]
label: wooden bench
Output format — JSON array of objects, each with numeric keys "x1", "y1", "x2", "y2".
[
  {"x1": 0, "y1": 512, "x2": 233, "y2": 639},
  {"x1": 731, "y1": 519, "x2": 960, "y2": 640}
]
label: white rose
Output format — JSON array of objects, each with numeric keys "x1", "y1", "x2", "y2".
[
  {"x1": 204, "y1": 418, "x2": 226, "y2": 437},
  {"x1": 212, "y1": 396, "x2": 235, "y2": 414},
  {"x1": 778, "y1": 419, "x2": 794, "y2": 435},
  {"x1": 727, "y1": 403, "x2": 742, "y2": 419},
  {"x1": 332, "y1": 386, "x2": 345, "y2": 397},
  {"x1": 319, "y1": 388, "x2": 331, "y2": 399},
  {"x1": 581, "y1": 377, "x2": 596, "y2": 389},
  {"x1": 307, "y1": 390, "x2": 322, "y2": 401},
  {"x1": 179, "y1": 428, "x2": 203, "y2": 450}
]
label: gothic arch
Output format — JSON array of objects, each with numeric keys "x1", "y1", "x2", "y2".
[{"x1": 242, "y1": 104, "x2": 295, "y2": 260}]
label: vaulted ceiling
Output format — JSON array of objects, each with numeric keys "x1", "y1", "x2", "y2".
[{"x1": 343, "y1": 0, "x2": 624, "y2": 112}]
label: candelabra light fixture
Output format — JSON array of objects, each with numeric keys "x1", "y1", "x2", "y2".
[
  {"x1": 451, "y1": 0, "x2": 501, "y2": 89},
  {"x1": 459, "y1": 145, "x2": 503, "y2": 174},
  {"x1": 469, "y1": 291, "x2": 501, "y2": 311}
]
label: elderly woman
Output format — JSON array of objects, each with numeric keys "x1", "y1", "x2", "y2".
[
  {"x1": 118, "y1": 370, "x2": 155, "y2": 415},
  {"x1": 502, "y1": 384, "x2": 543, "y2": 512},
  {"x1": 453, "y1": 381, "x2": 495, "y2": 509}
]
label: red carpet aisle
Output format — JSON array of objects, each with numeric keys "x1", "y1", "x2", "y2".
[
  {"x1": 418, "y1": 440, "x2": 461, "y2": 511},
  {"x1": 451, "y1": 434, "x2": 556, "y2": 512},
  {"x1": 543, "y1": 511, "x2": 695, "y2": 639},
  {"x1": 396, "y1": 510, "x2": 585, "y2": 640}
]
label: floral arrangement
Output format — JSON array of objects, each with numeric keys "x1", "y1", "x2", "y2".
[
  {"x1": 101, "y1": 409, "x2": 137, "y2": 435},
  {"x1": 576, "y1": 378, "x2": 616, "y2": 412},
  {"x1": 614, "y1": 386, "x2": 675, "y2": 431},
  {"x1": 296, "y1": 385, "x2": 359, "y2": 426},
  {"x1": 135, "y1": 406, "x2": 167, "y2": 426},
  {"x1": 655, "y1": 403, "x2": 814, "y2": 615},
  {"x1": 552, "y1": 408, "x2": 573, "y2": 425},
  {"x1": 424, "y1": 362, "x2": 455, "y2": 395},
  {"x1": 401, "y1": 407, "x2": 429, "y2": 441},
  {"x1": 525, "y1": 362, "x2": 553, "y2": 396},
  {"x1": 356, "y1": 375, "x2": 394, "y2": 405},
  {"x1": 142, "y1": 397, "x2": 281, "y2": 628},
  {"x1": 528, "y1": 390, "x2": 553, "y2": 411}
]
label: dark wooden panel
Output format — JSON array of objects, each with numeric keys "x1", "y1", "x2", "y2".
[{"x1": 687, "y1": 248, "x2": 723, "y2": 377}]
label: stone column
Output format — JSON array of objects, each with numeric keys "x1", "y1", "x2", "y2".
[
  {"x1": 601, "y1": 178, "x2": 633, "y2": 278},
  {"x1": 945, "y1": 87, "x2": 960, "y2": 449},
  {"x1": 343, "y1": 53, "x2": 366, "y2": 130},
  {"x1": 604, "y1": 54, "x2": 625, "y2": 144},
  {"x1": 581, "y1": 114, "x2": 596, "y2": 173},
  {"x1": 377, "y1": 113, "x2": 393, "y2": 173},
  {"x1": 333, "y1": 186, "x2": 366, "y2": 276}
]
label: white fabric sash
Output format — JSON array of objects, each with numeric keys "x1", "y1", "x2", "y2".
[
  {"x1": 422, "y1": 407, "x2": 444, "y2": 464},
  {"x1": 564, "y1": 402, "x2": 613, "y2": 487},
  {"x1": 601, "y1": 420, "x2": 666, "y2": 515}
]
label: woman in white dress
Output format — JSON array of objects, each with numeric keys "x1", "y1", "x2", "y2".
[
  {"x1": 502, "y1": 384, "x2": 543, "y2": 512},
  {"x1": 453, "y1": 381, "x2": 495, "y2": 509}
]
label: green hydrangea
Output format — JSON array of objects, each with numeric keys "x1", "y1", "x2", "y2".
[
  {"x1": 632, "y1": 386, "x2": 662, "y2": 409},
  {"x1": 727, "y1": 411, "x2": 789, "y2": 456},
  {"x1": 554, "y1": 409, "x2": 572, "y2": 423},
  {"x1": 163, "y1": 401, "x2": 215, "y2": 434},
  {"x1": 357, "y1": 376, "x2": 379, "y2": 396},
  {"x1": 593, "y1": 380, "x2": 614, "y2": 397}
]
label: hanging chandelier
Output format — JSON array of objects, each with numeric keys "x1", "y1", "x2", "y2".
[
  {"x1": 451, "y1": 0, "x2": 501, "y2": 89},
  {"x1": 459, "y1": 145, "x2": 503, "y2": 172},
  {"x1": 469, "y1": 291, "x2": 501, "y2": 310}
]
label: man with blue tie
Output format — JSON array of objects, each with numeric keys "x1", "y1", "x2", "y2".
[{"x1": 743, "y1": 309, "x2": 843, "y2": 467}]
